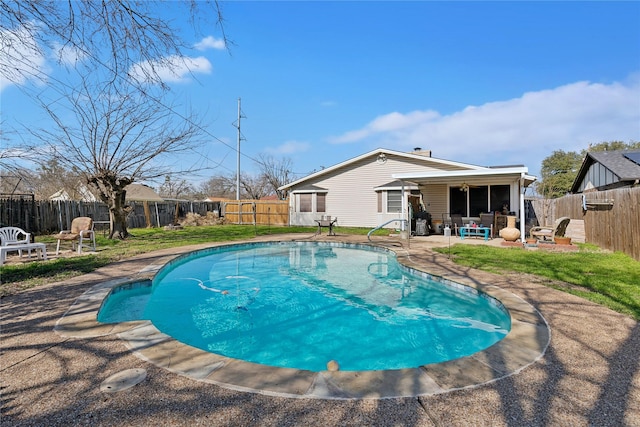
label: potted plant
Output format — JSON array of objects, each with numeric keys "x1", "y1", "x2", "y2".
[{"x1": 554, "y1": 236, "x2": 571, "y2": 245}]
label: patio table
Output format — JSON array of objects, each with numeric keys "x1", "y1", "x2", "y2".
[
  {"x1": 0, "y1": 242, "x2": 47, "y2": 265},
  {"x1": 460, "y1": 226, "x2": 491, "y2": 241}
]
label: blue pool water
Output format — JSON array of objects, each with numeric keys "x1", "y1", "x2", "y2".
[{"x1": 98, "y1": 242, "x2": 510, "y2": 372}]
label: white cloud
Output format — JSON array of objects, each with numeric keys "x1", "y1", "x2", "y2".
[
  {"x1": 0, "y1": 24, "x2": 48, "y2": 92},
  {"x1": 266, "y1": 140, "x2": 311, "y2": 155},
  {"x1": 328, "y1": 78, "x2": 640, "y2": 175},
  {"x1": 129, "y1": 55, "x2": 212, "y2": 84},
  {"x1": 194, "y1": 36, "x2": 226, "y2": 51}
]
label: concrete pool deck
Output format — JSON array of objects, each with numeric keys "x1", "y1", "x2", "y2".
[{"x1": 2, "y1": 233, "x2": 639, "y2": 425}]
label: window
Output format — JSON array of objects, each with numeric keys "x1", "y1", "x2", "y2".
[
  {"x1": 299, "y1": 194, "x2": 312, "y2": 212},
  {"x1": 316, "y1": 193, "x2": 326, "y2": 213},
  {"x1": 387, "y1": 190, "x2": 402, "y2": 213},
  {"x1": 450, "y1": 185, "x2": 510, "y2": 216},
  {"x1": 490, "y1": 185, "x2": 510, "y2": 213},
  {"x1": 449, "y1": 187, "x2": 467, "y2": 215},
  {"x1": 468, "y1": 186, "x2": 488, "y2": 217}
]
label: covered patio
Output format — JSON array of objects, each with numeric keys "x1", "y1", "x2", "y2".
[{"x1": 392, "y1": 166, "x2": 537, "y2": 240}]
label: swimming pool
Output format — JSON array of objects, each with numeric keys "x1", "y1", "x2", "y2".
[{"x1": 98, "y1": 241, "x2": 510, "y2": 372}]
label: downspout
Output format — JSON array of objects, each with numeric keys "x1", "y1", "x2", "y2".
[{"x1": 519, "y1": 174, "x2": 526, "y2": 242}]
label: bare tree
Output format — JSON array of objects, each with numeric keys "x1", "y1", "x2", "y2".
[
  {"x1": 258, "y1": 154, "x2": 295, "y2": 199},
  {"x1": 1, "y1": 1, "x2": 226, "y2": 91},
  {"x1": 199, "y1": 172, "x2": 270, "y2": 200},
  {"x1": 239, "y1": 173, "x2": 271, "y2": 200},
  {"x1": 199, "y1": 174, "x2": 236, "y2": 199},
  {"x1": 158, "y1": 175, "x2": 195, "y2": 200},
  {"x1": 1, "y1": 1, "x2": 226, "y2": 237},
  {"x1": 32, "y1": 75, "x2": 203, "y2": 239}
]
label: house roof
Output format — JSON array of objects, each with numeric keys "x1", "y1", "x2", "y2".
[
  {"x1": 393, "y1": 166, "x2": 536, "y2": 187},
  {"x1": 124, "y1": 184, "x2": 164, "y2": 202},
  {"x1": 279, "y1": 148, "x2": 491, "y2": 190},
  {"x1": 570, "y1": 150, "x2": 640, "y2": 193},
  {"x1": 289, "y1": 184, "x2": 329, "y2": 193},
  {"x1": 373, "y1": 180, "x2": 419, "y2": 191}
]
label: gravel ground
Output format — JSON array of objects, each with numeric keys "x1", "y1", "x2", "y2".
[{"x1": 1, "y1": 234, "x2": 639, "y2": 426}]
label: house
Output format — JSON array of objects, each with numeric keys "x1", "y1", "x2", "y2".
[
  {"x1": 570, "y1": 150, "x2": 640, "y2": 193},
  {"x1": 124, "y1": 183, "x2": 164, "y2": 202},
  {"x1": 49, "y1": 185, "x2": 98, "y2": 202},
  {"x1": 279, "y1": 148, "x2": 536, "y2": 237}
]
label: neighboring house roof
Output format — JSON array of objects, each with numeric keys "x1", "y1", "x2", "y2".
[
  {"x1": 570, "y1": 150, "x2": 640, "y2": 193},
  {"x1": 49, "y1": 185, "x2": 98, "y2": 202},
  {"x1": 124, "y1": 184, "x2": 164, "y2": 202}
]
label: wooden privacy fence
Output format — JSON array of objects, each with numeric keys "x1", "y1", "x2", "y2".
[
  {"x1": 0, "y1": 199, "x2": 222, "y2": 234},
  {"x1": 530, "y1": 187, "x2": 640, "y2": 261},
  {"x1": 223, "y1": 200, "x2": 289, "y2": 226}
]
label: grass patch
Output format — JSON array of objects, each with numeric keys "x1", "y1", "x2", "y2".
[
  {"x1": 434, "y1": 244, "x2": 640, "y2": 320},
  {"x1": 0, "y1": 224, "x2": 386, "y2": 296}
]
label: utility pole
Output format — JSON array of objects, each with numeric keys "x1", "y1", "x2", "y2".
[{"x1": 233, "y1": 97, "x2": 246, "y2": 200}]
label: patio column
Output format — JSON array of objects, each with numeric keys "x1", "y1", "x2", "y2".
[
  {"x1": 400, "y1": 181, "x2": 406, "y2": 231},
  {"x1": 519, "y1": 175, "x2": 526, "y2": 241}
]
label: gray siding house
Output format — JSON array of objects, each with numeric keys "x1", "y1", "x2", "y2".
[
  {"x1": 279, "y1": 148, "x2": 536, "y2": 237},
  {"x1": 570, "y1": 150, "x2": 640, "y2": 193}
]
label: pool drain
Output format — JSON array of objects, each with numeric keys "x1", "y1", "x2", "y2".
[{"x1": 100, "y1": 368, "x2": 147, "y2": 393}]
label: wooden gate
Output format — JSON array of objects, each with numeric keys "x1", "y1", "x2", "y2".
[{"x1": 223, "y1": 200, "x2": 289, "y2": 226}]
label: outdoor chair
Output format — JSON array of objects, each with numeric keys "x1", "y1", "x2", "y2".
[
  {"x1": 529, "y1": 217, "x2": 570, "y2": 241},
  {"x1": 478, "y1": 213, "x2": 495, "y2": 238},
  {"x1": 315, "y1": 215, "x2": 337, "y2": 236},
  {"x1": 0, "y1": 226, "x2": 31, "y2": 258},
  {"x1": 55, "y1": 217, "x2": 96, "y2": 255},
  {"x1": 0, "y1": 226, "x2": 48, "y2": 265}
]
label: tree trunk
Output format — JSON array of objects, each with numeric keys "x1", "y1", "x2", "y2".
[
  {"x1": 108, "y1": 190, "x2": 131, "y2": 239},
  {"x1": 143, "y1": 201, "x2": 152, "y2": 228},
  {"x1": 89, "y1": 174, "x2": 132, "y2": 240}
]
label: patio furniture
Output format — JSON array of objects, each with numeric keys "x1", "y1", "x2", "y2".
[
  {"x1": 0, "y1": 226, "x2": 31, "y2": 257},
  {"x1": 494, "y1": 214, "x2": 508, "y2": 236},
  {"x1": 55, "y1": 217, "x2": 97, "y2": 255},
  {"x1": 0, "y1": 226, "x2": 47, "y2": 265},
  {"x1": 0, "y1": 242, "x2": 47, "y2": 266},
  {"x1": 315, "y1": 216, "x2": 337, "y2": 236},
  {"x1": 529, "y1": 217, "x2": 570, "y2": 242},
  {"x1": 460, "y1": 226, "x2": 491, "y2": 241},
  {"x1": 478, "y1": 213, "x2": 495, "y2": 238}
]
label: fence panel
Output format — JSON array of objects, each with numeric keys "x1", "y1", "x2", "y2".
[
  {"x1": 223, "y1": 200, "x2": 289, "y2": 225},
  {"x1": 0, "y1": 199, "x2": 224, "y2": 234},
  {"x1": 530, "y1": 187, "x2": 639, "y2": 261}
]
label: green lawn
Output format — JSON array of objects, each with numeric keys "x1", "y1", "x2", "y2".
[
  {"x1": 433, "y1": 244, "x2": 640, "y2": 320},
  {"x1": 2, "y1": 225, "x2": 638, "y2": 321}
]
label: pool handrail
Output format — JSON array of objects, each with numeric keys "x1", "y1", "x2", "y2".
[{"x1": 367, "y1": 219, "x2": 408, "y2": 242}]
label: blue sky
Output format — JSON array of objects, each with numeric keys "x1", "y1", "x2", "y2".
[{"x1": 2, "y1": 1, "x2": 640, "y2": 187}]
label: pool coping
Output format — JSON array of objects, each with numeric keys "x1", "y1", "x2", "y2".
[{"x1": 54, "y1": 240, "x2": 550, "y2": 400}]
